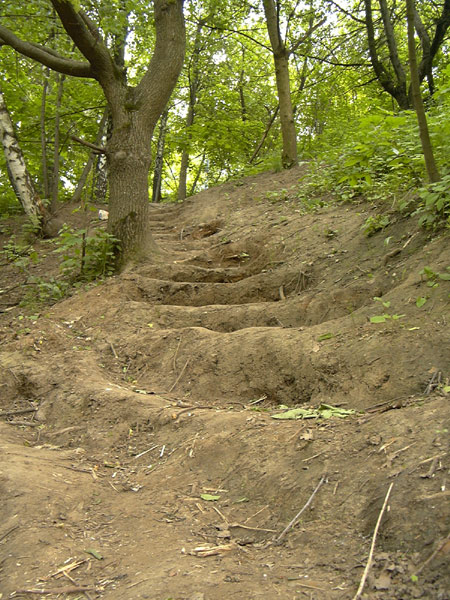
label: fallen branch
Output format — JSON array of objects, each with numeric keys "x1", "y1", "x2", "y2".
[
  {"x1": 352, "y1": 482, "x2": 394, "y2": 600},
  {"x1": 274, "y1": 473, "x2": 327, "y2": 544},
  {"x1": 15, "y1": 586, "x2": 97, "y2": 595},
  {"x1": 0, "y1": 407, "x2": 37, "y2": 417}
]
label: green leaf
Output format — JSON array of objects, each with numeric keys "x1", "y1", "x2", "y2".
[
  {"x1": 317, "y1": 332, "x2": 334, "y2": 341},
  {"x1": 416, "y1": 297, "x2": 427, "y2": 307},
  {"x1": 370, "y1": 315, "x2": 388, "y2": 323},
  {"x1": 85, "y1": 549, "x2": 103, "y2": 560},
  {"x1": 200, "y1": 494, "x2": 220, "y2": 501}
]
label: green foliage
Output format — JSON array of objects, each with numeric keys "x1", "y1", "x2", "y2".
[
  {"x1": 413, "y1": 173, "x2": 450, "y2": 229},
  {"x1": 53, "y1": 225, "x2": 119, "y2": 281},
  {"x1": 361, "y1": 214, "x2": 391, "y2": 236},
  {"x1": 1, "y1": 236, "x2": 39, "y2": 271},
  {"x1": 420, "y1": 266, "x2": 450, "y2": 287},
  {"x1": 370, "y1": 297, "x2": 405, "y2": 323}
]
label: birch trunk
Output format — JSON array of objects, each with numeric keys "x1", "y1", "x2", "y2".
[{"x1": 0, "y1": 87, "x2": 48, "y2": 225}]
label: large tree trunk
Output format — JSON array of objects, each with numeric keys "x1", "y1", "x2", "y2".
[
  {"x1": 262, "y1": 0, "x2": 298, "y2": 168},
  {"x1": 0, "y1": 87, "x2": 49, "y2": 227},
  {"x1": 106, "y1": 117, "x2": 159, "y2": 262},
  {"x1": 406, "y1": 0, "x2": 440, "y2": 183}
]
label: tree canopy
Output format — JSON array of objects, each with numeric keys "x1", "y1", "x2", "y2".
[{"x1": 0, "y1": 0, "x2": 449, "y2": 266}]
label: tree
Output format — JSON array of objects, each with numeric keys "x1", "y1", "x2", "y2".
[
  {"x1": 406, "y1": 0, "x2": 440, "y2": 183},
  {"x1": 363, "y1": 0, "x2": 450, "y2": 110},
  {"x1": 262, "y1": 0, "x2": 299, "y2": 168},
  {"x1": 0, "y1": 85, "x2": 49, "y2": 227},
  {"x1": 0, "y1": 0, "x2": 186, "y2": 267}
]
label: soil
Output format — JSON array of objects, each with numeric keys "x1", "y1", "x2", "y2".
[{"x1": 0, "y1": 165, "x2": 449, "y2": 600}]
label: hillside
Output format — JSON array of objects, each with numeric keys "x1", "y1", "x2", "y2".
[{"x1": 1, "y1": 165, "x2": 449, "y2": 600}]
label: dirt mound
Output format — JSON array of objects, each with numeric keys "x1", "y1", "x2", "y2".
[{"x1": 0, "y1": 164, "x2": 449, "y2": 599}]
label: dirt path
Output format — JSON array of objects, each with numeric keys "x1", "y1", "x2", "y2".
[{"x1": 1, "y1": 166, "x2": 449, "y2": 599}]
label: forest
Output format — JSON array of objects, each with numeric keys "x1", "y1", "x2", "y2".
[
  {"x1": 0, "y1": 0, "x2": 449, "y2": 271},
  {"x1": 1, "y1": 3, "x2": 450, "y2": 599}
]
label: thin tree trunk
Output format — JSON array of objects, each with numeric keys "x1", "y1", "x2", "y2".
[
  {"x1": 250, "y1": 105, "x2": 279, "y2": 164},
  {"x1": 152, "y1": 107, "x2": 169, "y2": 203},
  {"x1": 406, "y1": 0, "x2": 440, "y2": 183},
  {"x1": 262, "y1": 0, "x2": 298, "y2": 168},
  {"x1": 0, "y1": 87, "x2": 49, "y2": 226},
  {"x1": 72, "y1": 109, "x2": 108, "y2": 204},
  {"x1": 177, "y1": 104, "x2": 194, "y2": 201},
  {"x1": 51, "y1": 73, "x2": 65, "y2": 211},
  {"x1": 189, "y1": 151, "x2": 206, "y2": 196},
  {"x1": 177, "y1": 20, "x2": 203, "y2": 201},
  {"x1": 40, "y1": 67, "x2": 50, "y2": 199}
]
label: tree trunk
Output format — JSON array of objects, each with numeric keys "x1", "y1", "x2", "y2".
[
  {"x1": 177, "y1": 20, "x2": 203, "y2": 201},
  {"x1": 177, "y1": 103, "x2": 194, "y2": 201},
  {"x1": 262, "y1": 0, "x2": 298, "y2": 168},
  {"x1": 51, "y1": 73, "x2": 65, "y2": 211},
  {"x1": 106, "y1": 117, "x2": 159, "y2": 263},
  {"x1": 152, "y1": 107, "x2": 169, "y2": 203},
  {"x1": 0, "y1": 87, "x2": 49, "y2": 227},
  {"x1": 406, "y1": 0, "x2": 440, "y2": 183},
  {"x1": 40, "y1": 67, "x2": 50, "y2": 199},
  {"x1": 72, "y1": 109, "x2": 108, "y2": 204}
]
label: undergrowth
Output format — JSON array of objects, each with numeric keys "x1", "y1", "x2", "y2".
[{"x1": 1, "y1": 223, "x2": 119, "y2": 306}]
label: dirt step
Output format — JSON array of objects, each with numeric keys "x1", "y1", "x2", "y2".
[
  {"x1": 123, "y1": 268, "x2": 308, "y2": 306},
  {"x1": 98, "y1": 282, "x2": 379, "y2": 335},
  {"x1": 136, "y1": 263, "x2": 251, "y2": 283}
]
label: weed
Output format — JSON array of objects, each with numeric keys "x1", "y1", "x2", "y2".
[
  {"x1": 414, "y1": 172, "x2": 450, "y2": 229},
  {"x1": 53, "y1": 225, "x2": 119, "y2": 281},
  {"x1": 361, "y1": 214, "x2": 390, "y2": 236}
]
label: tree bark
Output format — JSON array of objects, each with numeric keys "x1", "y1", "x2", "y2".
[
  {"x1": 262, "y1": 0, "x2": 298, "y2": 168},
  {"x1": 406, "y1": 0, "x2": 440, "y2": 183},
  {"x1": 152, "y1": 107, "x2": 169, "y2": 203},
  {"x1": 0, "y1": 87, "x2": 49, "y2": 227}
]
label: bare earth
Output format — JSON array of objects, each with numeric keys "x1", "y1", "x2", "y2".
[{"x1": 0, "y1": 166, "x2": 449, "y2": 600}]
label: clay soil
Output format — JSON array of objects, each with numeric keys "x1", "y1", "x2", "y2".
[{"x1": 0, "y1": 165, "x2": 449, "y2": 600}]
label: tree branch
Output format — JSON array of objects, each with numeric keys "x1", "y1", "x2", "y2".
[
  {"x1": 0, "y1": 25, "x2": 93, "y2": 78},
  {"x1": 71, "y1": 135, "x2": 106, "y2": 154},
  {"x1": 49, "y1": 0, "x2": 114, "y2": 80}
]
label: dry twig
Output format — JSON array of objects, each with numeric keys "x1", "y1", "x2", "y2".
[
  {"x1": 352, "y1": 482, "x2": 394, "y2": 600},
  {"x1": 274, "y1": 474, "x2": 327, "y2": 544}
]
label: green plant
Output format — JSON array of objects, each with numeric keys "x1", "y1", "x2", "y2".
[
  {"x1": 419, "y1": 266, "x2": 450, "y2": 287},
  {"x1": 53, "y1": 225, "x2": 119, "y2": 281},
  {"x1": 361, "y1": 214, "x2": 391, "y2": 236},
  {"x1": 370, "y1": 297, "x2": 405, "y2": 323},
  {"x1": 1, "y1": 236, "x2": 39, "y2": 271},
  {"x1": 414, "y1": 172, "x2": 450, "y2": 229}
]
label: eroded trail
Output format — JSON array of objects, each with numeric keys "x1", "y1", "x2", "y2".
[{"x1": 1, "y1": 168, "x2": 449, "y2": 599}]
